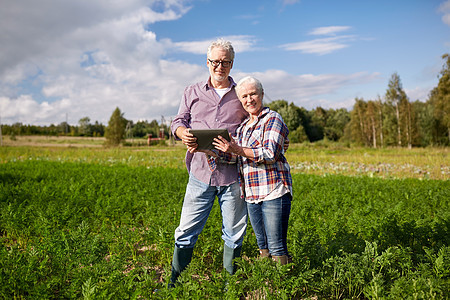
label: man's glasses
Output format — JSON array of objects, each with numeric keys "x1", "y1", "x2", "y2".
[{"x1": 208, "y1": 59, "x2": 233, "y2": 68}]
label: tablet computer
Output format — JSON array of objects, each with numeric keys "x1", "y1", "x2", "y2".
[{"x1": 190, "y1": 129, "x2": 231, "y2": 150}]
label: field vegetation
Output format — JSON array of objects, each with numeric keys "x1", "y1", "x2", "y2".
[
  {"x1": 1, "y1": 136, "x2": 449, "y2": 180},
  {"x1": 0, "y1": 138, "x2": 449, "y2": 299}
]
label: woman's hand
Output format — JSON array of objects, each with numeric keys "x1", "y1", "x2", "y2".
[{"x1": 213, "y1": 135, "x2": 241, "y2": 155}]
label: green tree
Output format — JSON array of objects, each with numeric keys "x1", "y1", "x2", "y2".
[
  {"x1": 130, "y1": 119, "x2": 165, "y2": 138},
  {"x1": 350, "y1": 98, "x2": 370, "y2": 146},
  {"x1": 413, "y1": 101, "x2": 434, "y2": 146},
  {"x1": 91, "y1": 121, "x2": 105, "y2": 137},
  {"x1": 349, "y1": 97, "x2": 384, "y2": 147},
  {"x1": 289, "y1": 126, "x2": 308, "y2": 143},
  {"x1": 385, "y1": 73, "x2": 408, "y2": 146},
  {"x1": 105, "y1": 107, "x2": 127, "y2": 146},
  {"x1": 400, "y1": 97, "x2": 418, "y2": 148},
  {"x1": 268, "y1": 100, "x2": 308, "y2": 142},
  {"x1": 131, "y1": 120, "x2": 150, "y2": 138},
  {"x1": 78, "y1": 117, "x2": 92, "y2": 136},
  {"x1": 376, "y1": 97, "x2": 384, "y2": 147},
  {"x1": 268, "y1": 100, "x2": 302, "y2": 132},
  {"x1": 324, "y1": 108, "x2": 350, "y2": 141},
  {"x1": 428, "y1": 53, "x2": 450, "y2": 145},
  {"x1": 305, "y1": 108, "x2": 324, "y2": 142},
  {"x1": 366, "y1": 100, "x2": 380, "y2": 147},
  {"x1": 59, "y1": 122, "x2": 70, "y2": 135}
]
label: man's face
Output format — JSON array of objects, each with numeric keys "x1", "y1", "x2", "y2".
[
  {"x1": 207, "y1": 47, "x2": 233, "y2": 84},
  {"x1": 238, "y1": 82, "x2": 263, "y2": 118}
]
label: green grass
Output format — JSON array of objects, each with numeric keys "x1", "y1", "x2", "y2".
[
  {"x1": 1, "y1": 143, "x2": 449, "y2": 179},
  {"x1": 1, "y1": 159, "x2": 449, "y2": 299}
]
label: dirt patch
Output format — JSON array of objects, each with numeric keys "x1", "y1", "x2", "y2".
[
  {"x1": 3, "y1": 135, "x2": 105, "y2": 148},
  {"x1": 2, "y1": 135, "x2": 182, "y2": 149}
]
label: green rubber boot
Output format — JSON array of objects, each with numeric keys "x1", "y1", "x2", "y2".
[
  {"x1": 223, "y1": 244, "x2": 242, "y2": 275},
  {"x1": 168, "y1": 246, "x2": 194, "y2": 288}
]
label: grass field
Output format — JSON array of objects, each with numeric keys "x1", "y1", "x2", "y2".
[
  {"x1": 1, "y1": 135, "x2": 449, "y2": 180},
  {"x1": 1, "y1": 136, "x2": 449, "y2": 299}
]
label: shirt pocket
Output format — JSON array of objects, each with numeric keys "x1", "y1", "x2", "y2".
[
  {"x1": 246, "y1": 129, "x2": 262, "y2": 148},
  {"x1": 190, "y1": 119, "x2": 210, "y2": 129}
]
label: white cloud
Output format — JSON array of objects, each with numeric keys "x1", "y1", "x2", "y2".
[
  {"x1": 406, "y1": 86, "x2": 432, "y2": 102},
  {"x1": 0, "y1": 0, "x2": 200, "y2": 125},
  {"x1": 234, "y1": 70, "x2": 381, "y2": 109},
  {"x1": 0, "y1": 95, "x2": 71, "y2": 124},
  {"x1": 169, "y1": 35, "x2": 259, "y2": 55},
  {"x1": 0, "y1": 18, "x2": 261, "y2": 125},
  {"x1": 439, "y1": 0, "x2": 450, "y2": 26},
  {"x1": 282, "y1": 0, "x2": 300, "y2": 5},
  {"x1": 235, "y1": 14, "x2": 261, "y2": 25},
  {"x1": 280, "y1": 35, "x2": 355, "y2": 55},
  {"x1": 0, "y1": 1, "x2": 184, "y2": 79},
  {"x1": 280, "y1": 25, "x2": 355, "y2": 55},
  {"x1": 0, "y1": 1, "x2": 409, "y2": 126},
  {"x1": 309, "y1": 26, "x2": 352, "y2": 36}
]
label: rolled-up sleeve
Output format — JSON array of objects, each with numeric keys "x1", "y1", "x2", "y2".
[
  {"x1": 247, "y1": 113, "x2": 289, "y2": 164},
  {"x1": 171, "y1": 87, "x2": 192, "y2": 140}
]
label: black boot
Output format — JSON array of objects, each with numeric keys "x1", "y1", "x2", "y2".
[
  {"x1": 223, "y1": 244, "x2": 242, "y2": 275},
  {"x1": 168, "y1": 246, "x2": 194, "y2": 288}
]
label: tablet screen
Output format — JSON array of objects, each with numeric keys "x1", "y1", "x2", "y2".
[{"x1": 190, "y1": 129, "x2": 231, "y2": 150}]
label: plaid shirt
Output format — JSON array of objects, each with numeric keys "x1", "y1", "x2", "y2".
[{"x1": 235, "y1": 107, "x2": 292, "y2": 202}]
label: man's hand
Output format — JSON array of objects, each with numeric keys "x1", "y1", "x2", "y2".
[{"x1": 176, "y1": 127, "x2": 198, "y2": 150}]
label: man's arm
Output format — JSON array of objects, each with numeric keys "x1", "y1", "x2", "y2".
[
  {"x1": 171, "y1": 86, "x2": 198, "y2": 150},
  {"x1": 176, "y1": 126, "x2": 197, "y2": 149}
]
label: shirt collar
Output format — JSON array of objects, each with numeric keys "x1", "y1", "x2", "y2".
[
  {"x1": 241, "y1": 107, "x2": 270, "y2": 126},
  {"x1": 203, "y1": 76, "x2": 236, "y2": 90}
]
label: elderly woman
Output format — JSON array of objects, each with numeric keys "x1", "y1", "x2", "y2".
[{"x1": 213, "y1": 76, "x2": 293, "y2": 264}]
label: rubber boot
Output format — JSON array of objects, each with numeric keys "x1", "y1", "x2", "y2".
[
  {"x1": 223, "y1": 244, "x2": 242, "y2": 275},
  {"x1": 168, "y1": 246, "x2": 194, "y2": 288},
  {"x1": 272, "y1": 255, "x2": 288, "y2": 265},
  {"x1": 259, "y1": 249, "x2": 270, "y2": 258}
]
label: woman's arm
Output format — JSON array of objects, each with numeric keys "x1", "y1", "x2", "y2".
[
  {"x1": 213, "y1": 112, "x2": 288, "y2": 163},
  {"x1": 212, "y1": 136, "x2": 255, "y2": 159}
]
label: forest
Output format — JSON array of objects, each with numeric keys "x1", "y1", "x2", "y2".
[{"x1": 2, "y1": 54, "x2": 449, "y2": 147}]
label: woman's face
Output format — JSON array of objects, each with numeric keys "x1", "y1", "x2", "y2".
[{"x1": 238, "y1": 82, "x2": 263, "y2": 118}]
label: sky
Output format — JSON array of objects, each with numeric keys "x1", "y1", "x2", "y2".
[{"x1": 1, "y1": 0, "x2": 449, "y2": 126}]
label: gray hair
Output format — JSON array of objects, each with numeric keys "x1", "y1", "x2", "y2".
[
  {"x1": 207, "y1": 38, "x2": 235, "y2": 61},
  {"x1": 236, "y1": 76, "x2": 264, "y2": 98}
]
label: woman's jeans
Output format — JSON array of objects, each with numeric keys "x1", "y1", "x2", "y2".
[
  {"x1": 247, "y1": 193, "x2": 292, "y2": 256},
  {"x1": 174, "y1": 174, "x2": 248, "y2": 249}
]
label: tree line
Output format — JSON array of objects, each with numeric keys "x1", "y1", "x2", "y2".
[
  {"x1": 1, "y1": 114, "x2": 169, "y2": 143},
  {"x1": 269, "y1": 54, "x2": 449, "y2": 147},
  {"x1": 2, "y1": 54, "x2": 449, "y2": 147}
]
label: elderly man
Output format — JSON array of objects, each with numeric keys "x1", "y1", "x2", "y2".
[{"x1": 169, "y1": 38, "x2": 248, "y2": 287}]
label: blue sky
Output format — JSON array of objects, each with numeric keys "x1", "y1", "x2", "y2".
[{"x1": 1, "y1": 0, "x2": 449, "y2": 126}]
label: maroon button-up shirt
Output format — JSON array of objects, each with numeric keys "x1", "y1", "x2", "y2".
[{"x1": 171, "y1": 77, "x2": 247, "y2": 186}]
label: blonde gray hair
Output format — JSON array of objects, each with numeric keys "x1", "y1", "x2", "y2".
[
  {"x1": 207, "y1": 38, "x2": 235, "y2": 61},
  {"x1": 236, "y1": 76, "x2": 264, "y2": 98}
]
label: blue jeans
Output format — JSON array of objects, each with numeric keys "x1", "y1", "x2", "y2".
[
  {"x1": 174, "y1": 174, "x2": 248, "y2": 249},
  {"x1": 247, "y1": 193, "x2": 292, "y2": 256}
]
